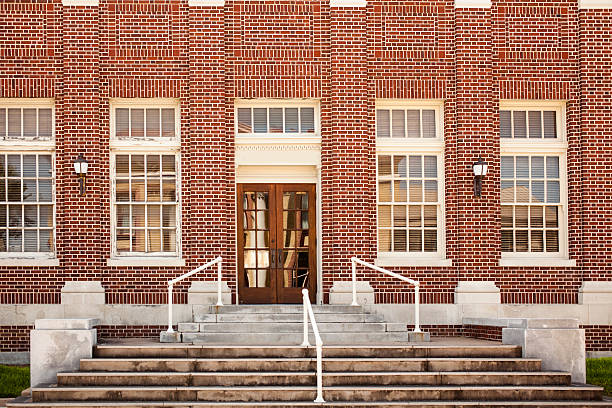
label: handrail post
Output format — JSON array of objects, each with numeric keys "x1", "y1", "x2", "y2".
[
  {"x1": 301, "y1": 291, "x2": 310, "y2": 347},
  {"x1": 314, "y1": 342, "x2": 324, "y2": 403},
  {"x1": 167, "y1": 284, "x2": 174, "y2": 333},
  {"x1": 351, "y1": 258, "x2": 358, "y2": 306},
  {"x1": 414, "y1": 284, "x2": 421, "y2": 333},
  {"x1": 216, "y1": 257, "x2": 223, "y2": 306}
]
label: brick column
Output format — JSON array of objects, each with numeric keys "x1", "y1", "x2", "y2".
[
  {"x1": 58, "y1": 0, "x2": 102, "y2": 279},
  {"x1": 325, "y1": 1, "x2": 375, "y2": 301},
  {"x1": 455, "y1": 3, "x2": 499, "y2": 279},
  {"x1": 188, "y1": 1, "x2": 230, "y2": 295}
]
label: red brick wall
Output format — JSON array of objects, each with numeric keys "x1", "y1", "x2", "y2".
[
  {"x1": 0, "y1": 1, "x2": 609, "y2": 306},
  {"x1": 583, "y1": 325, "x2": 612, "y2": 352}
]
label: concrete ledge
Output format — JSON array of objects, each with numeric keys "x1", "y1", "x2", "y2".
[
  {"x1": 330, "y1": 0, "x2": 366, "y2": 7},
  {"x1": 455, "y1": 0, "x2": 491, "y2": 8},
  {"x1": 31, "y1": 318, "x2": 98, "y2": 387},
  {"x1": 160, "y1": 330, "x2": 181, "y2": 343},
  {"x1": 455, "y1": 281, "x2": 500, "y2": 304},
  {"x1": 62, "y1": 0, "x2": 99, "y2": 5},
  {"x1": 34, "y1": 318, "x2": 99, "y2": 330},
  {"x1": 188, "y1": 281, "x2": 231, "y2": 305},
  {"x1": 329, "y1": 281, "x2": 374, "y2": 305},
  {"x1": 61, "y1": 281, "x2": 105, "y2": 305},
  {"x1": 0, "y1": 351, "x2": 29, "y2": 365},
  {"x1": 189, "y1": 0, "x2": 225, "y2": 6},
  {"x1": 579, "y1": 0, "x2": 612, "y2": 9},
  {"x1": 579, "y1": 281, "x2": 612, "y2": 304}
]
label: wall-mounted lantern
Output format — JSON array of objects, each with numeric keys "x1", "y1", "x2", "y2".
[
  {"x1": 473, "y1": 156, "x2": 488, "y2": 197},
  {"x1": 73, "y1": 154, "x2": 89, "y2": 196}
]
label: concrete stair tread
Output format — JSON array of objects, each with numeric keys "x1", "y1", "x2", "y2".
[
  {"x1": 34, "y1": 385, "x2": 604, "y2": 391},
  {"x1": 81, "y1": 357, "x2": 541, "y2": 362},
  {"x1": 59, "y1": 371, "x2": 568, "y2": 376}
]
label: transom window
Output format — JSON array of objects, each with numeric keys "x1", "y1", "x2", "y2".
[
  {"x1": 0, "y1": 107, "x2": 53, "y2": 140},
  {"x1": 500, "y1": 109, "x2": 557, "y2": 139},
  {"x1": 114, "y1": 154, "x2": 178, "y2": 255},
  {"x1": 501, "y1": 155, "x2": 561, "y2": 253},
  {"x1": 376, "y1": 108, "x2": 436, "y2": 139},
  {"x1": 236, "y1": 105, "x2": 317, "y2": 135},
  {"x1": 378, "y1": 154, "x2": 440, "y2": 253},
  {"x1": 0, "y1": 153, "x2": 54, "y2": 253},
  {"x1": 115, "y1": 107, "x2": 176, "y2": 141}
]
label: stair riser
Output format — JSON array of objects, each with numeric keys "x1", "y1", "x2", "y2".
[
  {"x1": 208, "y1": 314, "x2": 384, "y2": 323},
  {"x1": 32, "y1": 388, "x2": 602, "y2": 403},
  {"x1": 198, "y1": 305, "x2": 363, "y2": 315},
  {"x1": 93, "y1": 345, "x2": 522, "y2": 359},
  {"x1": 194, "y1": 322, "x2": 388, "y2": 333},
  {"x1": 11, "y1": 403, "x2": 612, "y2": 408},
  {"x1": 80, "y1": 360, "x2": 542, "y2": 373},
  {"x1": 181, "y1": 332, "x2": 409, "y2": 344},
  {"x1": 57, "y1": 373, "x2": 571, "y2": 387}
]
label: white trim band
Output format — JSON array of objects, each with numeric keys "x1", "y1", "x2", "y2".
[
  {"x1": 499, "y1": 258, "x2": 577, "y2": 268},
  {"x1": 62, "y1": 0, "x2": 99, "y2": 6},
  {"x1": 579, "y1": 0, "x2": 612, "y2": 9},
  {"x1": 455, "y1": 0, "x2": 492, "y2": 8},
  {"x1": 330, "y1": 0, "x2": 366, "y2": 7},
  {"x1": 189, "y1": 0, "x2": 225, "y2": 6},
  {"x1": 107, "y1": 258, "x2": 186, "y2": 267}
]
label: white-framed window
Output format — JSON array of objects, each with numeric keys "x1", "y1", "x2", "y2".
[
  {"x1": 234, "y1": 100, "x2": 320, "y2": 140},
  {"x1": 0, "y1": 99, "x2": 55, "y2": 261},
  {"x1": 376, "y1": 100, "x2": 448, "y2": 266},
  {"x1": 110, "y1": 99, "x2": 181, "y2": 260},
  {"x1": 500, "y1": 101, "x2": 569, "y2": 263}
]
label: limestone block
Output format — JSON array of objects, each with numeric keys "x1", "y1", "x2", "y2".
[
  {"x1": 408, "y1": 331, "x2": 431, "y2": 342},
  {"x1": 455, "y1": 281, "x2": 500, "y2": 304},
  {"x1": 160, "y1": 330, "x2": 181, "y2": 343},
  {"x1": 329, "y1": 281, "x2": 374, "y2": 305},
  {"x1": 579, "y1": 281, "x2": 612, "y2": 304},
  {"x1": 188, "y1": 281, "x2": 231, "y2": 305},
  {"x1": 61, "y1": 281, "x2": 105, "y2": 305},
  {"x1": 30, "y1": 319, "x2": 98, "y2": 387},
  {"x1": 502, "y1": 318, "x2": 586, "y2": 384}
]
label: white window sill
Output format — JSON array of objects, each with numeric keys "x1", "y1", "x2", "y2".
[
  {"x1": 376, "y1": 257, "x2": 453, "y2": 267},
  {"x1": 499, "y1": 258, "x2": 576, "y2": 267},
  {"x1": 107, "y1": 257, "x2": 186, "y2": 267},
  {"x1": 0, "y1": 257, "x2": 59, "y2": 267}
]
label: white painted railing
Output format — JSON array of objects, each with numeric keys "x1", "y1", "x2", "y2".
[
  {"x1": 166, "y1": 256, "x2": 223, "y2": 333},
  {"x1": 301, "y1": 289, "x2": 324, "y2": 403},
  {"x1": 351, "y1": 256, "x2": 421, "y2": 333}
]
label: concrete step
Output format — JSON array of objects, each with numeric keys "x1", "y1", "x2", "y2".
[
  {"x1": 195, "y1": 313, "x2": 384, "y2": 323},
  {"x1": 57, "y1": 371, "x2": 571, "y2": 387},
  {"x1": 31, "y1": 385, "x2": 604, "y2": 402},
  {"x1": 190, "y1": 322, "x2": 389, "y2": 333},
  {"x1": 197, "y1": 305, "x2": 364, "y2": 315},
  {"x1": 9, "y1": 398, "x2": 612, "y2": 407},
  {"x1": 93, "y1": 345, "x2": 523, "y2": 359},
  {"x1": 80, "y1": 357, "x2": 543, "y2": 373},
  {"x1": 181, "y1": 331, "x2": 408, "y2": 344}
]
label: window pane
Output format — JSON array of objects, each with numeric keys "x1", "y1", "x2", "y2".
[
  {"x1": 24, "y1": 230, "x2": 37, "y2": 252},
  {"x1": 528, "y1": 111, "x2": 542, "y2": 138},
  {"x1": 546, "y1": 157, "x2": 559, "y2": 178},
  {"x1": 148, "y1": 230, "x2": 161, "y2": 252},
  {"x1": 515, "y1": 206, "x2": 528, "y2": 228},
  {"x1": 38, "y1": 109, "x2": 52, "y2": 138},
  {"x1": 133, "y1": 230, "x2": 145, "y2": 252},
  {"x1": 545, "y1": 206, "x2": 558, "y2": 228},
  {"x1": 8, "y1": 180, "x2": 21, "y2": 201},
  {"x1": 285, "y1": 108, "x2": 299, "y2": 133},
  {"x1": 376, "y1": 110, "x2": 390, "y2": 138},
  {"x1": 501, "y1": 206, "x2": 513, "y2": 228},
  {"x1": 530, "y1": 206, "x2": 543, "y2": 228},
  {"x1": 422, "y1": 110, "x2": 436, "y2": 138},
  {"x1": 23, "y1": 109, "x2": 36, "y2": 137},
  {"x1": 424, "y1": 230, "x2": 437, "y2": 252},
  {"x1": 131, "y1": 179, "x2": 145, "y2": 201},
  {"x1": 7, "y1": 155, "x2": 20, "y2": 177},
  {"x1": 424, "y1": 180, "x2": 437, "y2": 202},
  {"x1": 547, "y1": 181, "x2": 560, "y2": 203},
  {"x1": 162, "y1": 229, "x2": 176, "y2": 252},
  {"x1": 39, "y1": 230, "x2": 52, "y2": 252},
  {"x1": 378, "y1": 155, "x2": 391, "y2": 176},
  {"x1": 162, "y1": 178, "x2": 176, "y2": 201},
  {"x1": 393, "y1": 205, "x2": 406, "y2": 227},
  {"x1": 543, "y1": 111, "x2": 557, "y2": 138},
  {"x1": 501, "y1": 156, "x2": 514, "y2": 179},
  {"x1": 300, "y1": 108, "x2": 315, "y2": 133},
  {"x1": 8, "y1": 230, "x2": 22, "y2": 252},
  {"x1": 513, "y1": 111, "x2": 527, "y2": 138},
  {"x1": 162, "y1": 205, "x2": 176, "y2": 227},
  {"x1": 378, "y1": 229, "x2": 391, "y2": 251},
  {"x1": 116, "y1": 108, "x2": 129, "y2": 138},
  {"x1": 516, "y1": 230, "x2": 528, "y2": 252},
  {"x1": 393, "y1": 180, "x2": 407, "y2": 202},
  {"x1": 161, "y1": 108, "x2": 175, "y2": 137},
  {"x1": 237, "y1": 108, "x2": 252, "y2": 133},
  {"x1": 501, "y1": 230, "x2": 513, "y2": 252},
  {"x1": 116, "y1": 155, "x2": 129, "y2": 177},
  {"x1": 116, "y1": 205, "x2": 130, "y2": 228},
  {"x1": 23, "y1": 155, "x2": 36, "y2": 177},
  {"x1": 408, "y1": 206, "x2": 421, "y2": 227},
  {"x1": 409, "y1": 230, "x2": 422, "y2": 251},
  {"x1": 147, "y1": 178, "x2": 160, "y2": 201},
  {"x1": 24, "y1": 205, "x2": 37, "y2": 227},
  {"x1": 531, "y1": 181, "x2": 544, "y2": 203},
  {"x1": 132, "y1": 205, "x2": 145, "y2": 228},
  {"x1": 394, "y1": 230, "x2": 407, "y2": 251},
  {"x1": 501, "y1": 181, "x2": 514, "y2": 203},
  {"x1": 531, "y1": 230, "x2": 544, "y2": 252},
  {"x1": 39, "y1": 155, "x2": 52, "y2": 178},
  {"x1": 146, "y1": 109, "x2": 160, "y2": 138},
  {"x1": 8, "y1": 109, "x2": 20, "y2": 137},
  {"x1": 147, "y1": 205, "x2": 161, "y2": 227},
  {"x1": 516, "y1": 180, "x2": 530, "y2": 202},
  {"x1": 500, "y1": 110, "x2": 511, "y2": 138},
  {"x1": 162, "y1": 155, "x2": 176, "y2": 174},
  {"x1": 253, "y1": 108, "x2": 267, "y2": 133},
  {"x1": 9, "y1": 205, "x2": 21, "y2": 227},
  {"x1": 378, "y1": 205, "x2": 391, "y2": 227},
  {"x1": 423, "y1": 206, "x2": 436, "y2": 227},
  {"x1": 409, "y1": 156, "x2": 422, "y2": 178},
  {"x1": 39, "y1": 205, "x2": 52, "y2": 227},
  {"x1": 394, "y1": 156, "x2": 407, "y2": 177},
  {"x1": 378, "y1": 181, "x2": 391, "y2": 202},
  {"x1": 391, "y1": 110, "x2": 404, "y2": 138},
  {"x1": 131, "y1": 109, "x2": 144, "y2": 137},
  {"x1": 409, "y1": 180, "x2": 422, "y2": 202},
  {"x1": 131, "y1": 155, "x2": 145, "y2": 177},
  {"x1": 546, "y1": 230, "x2": 559, "y2": 252},
  {"x1": 531, "y1": 156, "x2": 544, "y2": 178},
  {"x1": 269, "y1": 108, "x2": 283, "y2": 133},
  {"x1": 146, "y1": 155, "x2": 160, "y2": 175},
  {"x1": 0, "y1": 108, "x2": 5, "y2": 137},
  {"x1": 23, "y1": 179, "x2": 36, "y2": 202},
  {"x1": 406, "y1": 110, "x2": 420, "y2": 138},
  {"x1": 424, "y1": 156, "x2": 437, "y2": 178},
  {"x1": 516, "y1": 156, "x2": 529, "y2": 178},
  {"x1": 116, "y1": 229, "x2": 130, "y2": 252}
]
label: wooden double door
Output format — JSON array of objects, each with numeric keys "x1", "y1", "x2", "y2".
[{"x1": 237, "y1": 183, "x2": 316, "y2": 304}]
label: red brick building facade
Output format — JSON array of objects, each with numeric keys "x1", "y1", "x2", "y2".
[{"x1": 0, "y1": 0, "x2": 611, "y2": 353}]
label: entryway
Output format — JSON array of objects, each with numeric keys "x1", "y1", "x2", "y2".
[{"x1": 237, "y1": 183, "x2": 316, "y2": 304}]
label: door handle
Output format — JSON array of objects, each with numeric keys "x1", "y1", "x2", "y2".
[
  {"x1": 277, "y1": 248, "x2": 283, "y2": 269},
  {"x1": 270, "y1": 249, "x2": 276, "y2": 269}
]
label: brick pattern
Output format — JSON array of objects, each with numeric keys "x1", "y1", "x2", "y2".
[
  {"x1": 583, "y1": 325, "x2": 612, "y2": 352},
  {"x1": 0, "y1": 326, "x2": 32, "y2": 352},
  {"x1": 0, "y1": 1, "x2": 609, "y2": 309},
  {"x1": 97, "y1": 325, "x2": 169, "y2": 340},
  {"x1": 463, "y1": 324, "x2": 503, "y2": 342}
]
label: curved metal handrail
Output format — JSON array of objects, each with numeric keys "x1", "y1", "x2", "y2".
[{"x1": 301, "y1": 289, "x2": 324, "y2": 403}]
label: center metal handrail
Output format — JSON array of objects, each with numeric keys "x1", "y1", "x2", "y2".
[
  {"x1": 351, "y1": 256, "x2": 421, "y2": 332},
  {"x1": 301, "y1": 289, "x2": 324, "y2": 403},
  {"x1": 166, "y1": 256, "x2": 223, "y2": 333}
]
